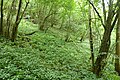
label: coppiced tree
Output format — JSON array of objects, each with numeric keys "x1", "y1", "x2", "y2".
[
  {"x1": 88, "y1": 0, "x2": 119, "y2": 76},
  {"x1": 0, "y1": 0, "x2": 29, "y2": 41},
  {"x1": 11, "y1": 0, "x2": 29, "y2": 41}
]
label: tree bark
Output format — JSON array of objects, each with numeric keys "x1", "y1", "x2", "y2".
[
  {"x1": 93, "y1": 28, "x2": 111, "y2": 76},
  {"x1": 115, "y1": 5, "x2": 120, "y2": 75}
]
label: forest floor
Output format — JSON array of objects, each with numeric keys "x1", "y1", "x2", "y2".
[{"x1": 0, "y1": 20, "x2": 120, "y2": 80}]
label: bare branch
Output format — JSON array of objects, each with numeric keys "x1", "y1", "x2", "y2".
[
  {"x1": 102, "y1": 0, "x2": 106, "y2": 24},
  {"x1": 15, "y1": 0, "x2": 22, "y2": 26},
  {"x1": 88, "y1": 0, "x2": 106, "y2": 29},
  {"x1": 18, "y1": 0, "x2": 30, "y2": 24},
  {"x1": 111, "y1": 14, "x2": 118, "y2": 31}
]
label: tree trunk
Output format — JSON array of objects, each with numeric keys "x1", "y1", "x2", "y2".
[
  {"x1": 11, "y1": 0, "x2": 22, "y2": 41},
  {"x1": 93, "y1": 28, "x2": 111, "y2": 76},
  {"x1": 89, "y1": 1, "x2": 94, "y2": 69},
  {"x1": 6, "y1": 0, "x2": 16, "y2": 38},
  {"x1": 0, "y1": 0, "x2": 4, "y2": 35},
  {"x1": 11, "y1": 24, "x2": 18, "y2": 41},
  {"x1": 88, "y1": 0, "x2": 119, "y2": 76},
  {"x1": 115, "y1": 10, "x2": 120, "y2": 76}
]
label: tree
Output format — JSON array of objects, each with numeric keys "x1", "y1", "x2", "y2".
[
  {"x1": 0, "y1": 0, "x2": 29, "y2": 41},
  {"x1": 34, "y1": 0, "x2": 60, "y2": 31},
  {"x1": 89, "y1": 0, "x2": 119, "y2": 76},
  {"x1": 0, "y1": 0, "x2": 4, "y2": 35},
  {"x1": 88, "y1": 0, "x2": 94, "y2": 69},
  {"x1": 33, "y1": 0, "x2": 76, "y2": 31},
  {"x1": 11, "y1": 0, "x2": 29, "y2": 41}
]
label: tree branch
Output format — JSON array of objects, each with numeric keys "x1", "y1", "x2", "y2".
[
  {"x1": 102, "y1": 0, "x2": 106, "y2": 24},
  {"x1": 25, "y1": 31, "x2": 38, "y2": 36},
  {"x1": 15, "y1": 0, "x2": 22, "y2": 26},
  {"x1": 111, "y1": 1, "x2": 120, "y2": 31},
  {"x1": 18, "y1": 0, "x2": 29, "y2": 24},
  {"x1": 88, "y1": 0, "x2": 106, "y2": 29}
]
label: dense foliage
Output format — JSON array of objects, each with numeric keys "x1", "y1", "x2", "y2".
[
  {"x1": 0, "y1": 0, "x2": 120, "y2": 79},
  {"x1": 0, "y1": 20, "x2": 119, "y2": 80}
]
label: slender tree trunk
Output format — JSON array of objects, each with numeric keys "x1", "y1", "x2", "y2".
[
  {"x1": 39, "y1": 4, "x2": 55, "y2": 31},
  {"x1": 11, "y1": 0, "x2": 29, "y2": 41},
  {"x1": 89, "y1": 1, "x2": 94, "y2": 69},
  {"x1": 6, "y1": 0, "x2": 16, "y2": 38},
  {"x1": 65, "y1": 15, "x2": 71, "y2": 42},
  {"x1": 39, "y1": 5, "x2": 52, "y2": 31},
  {"x1": 11, "y1": 0, "x2": 22, "y2": 41},
  {"x1": 0, "y1": 0, "x2": 4, "y2": 35},
  {"x1": 115, "y1": 8, "x2": 120, "y2": 76}
]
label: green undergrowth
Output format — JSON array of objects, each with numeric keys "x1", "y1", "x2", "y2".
[{"x1": 0, "y1": 20, "x2": 120, "y2": 80}]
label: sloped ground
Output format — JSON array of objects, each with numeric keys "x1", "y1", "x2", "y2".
[{"x1": 0, "y1": 20, "x2": 120, "y2": 80}]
